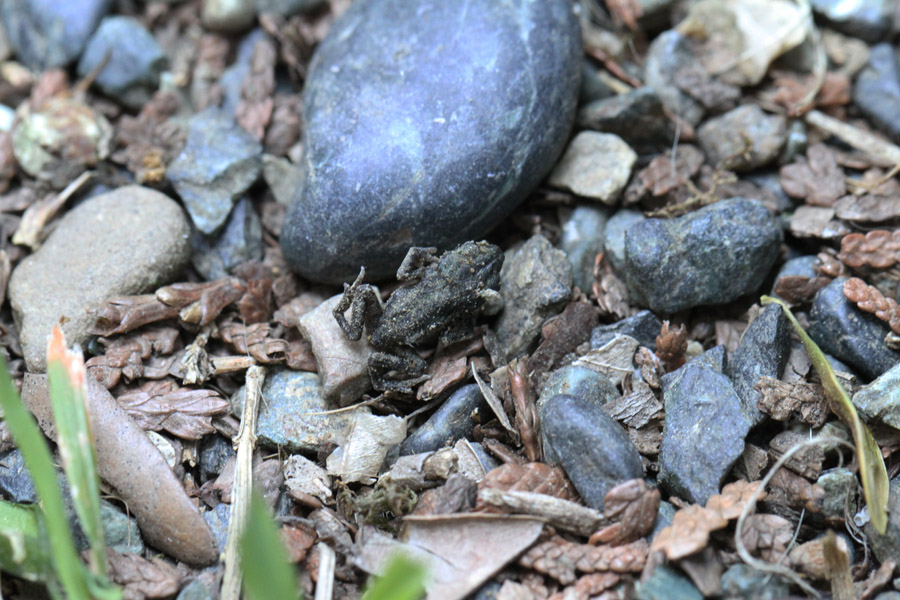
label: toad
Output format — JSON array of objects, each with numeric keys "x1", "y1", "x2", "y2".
[{"x1": 334, "y1": 240, "x2": 504, "y2": 393}]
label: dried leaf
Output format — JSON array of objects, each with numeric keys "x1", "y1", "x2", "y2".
[
  {"x1": 592, "y1": 254, "x2": 635, "y2": 320},
  {"x1": 788, "y1": 536, "x2": 833, "y2": 580},
  {"x1": 218, "y1": 321, "x2": 289, "y2": 363},
  {"x1": 235, "y1": 37, "x2": 276, "y2": 140},
  {"x1": 602, "y1": 383, "x2": 663, "y2": 429},
  {"x1": 475, "y1": 488, "x2": 605, "y2": 537},
  {"x1": 573, "y1": 335, "x2": 639, "y2": 386},
  {"x1": 510, "y1": 360, "x2": 541, "y2": 462},
  {"x1": 237, "y1": 278, "x2": 274, "y2": 325},
  {"x1": 655, "y1": 321, "x2": 687, "y2": 371},
  {"x1": 478, "y1": 462, "x2": 577, "y2": 502},
  {"x1": 527, "y1": 301, "x2": 598, "y2": 382},
  {"x1": 769, "y1": 430, "x2": 825, "y2": 480},
  {"x1": 843, "y1": 277, "x2": 900, "y2": 334},
  {"x1": 548, "y1": 572, "x2": 621, "y2": 600},
  {"x1": 739, "y1": 513, "x2": 793, "y2": 562},
  {"x1": 417, "y1": 337, "x2": 481, "y2": 401},
  {"x1": 762, "y1": 296, "x2": 889, "y2": 534},
  {"x1": 839, "y1": 230, "x2": 900, "y2": 269},
  {"x1": 779, "y1": 143, "x2": 845, "y2": 206},
  {"x1": 107, "y1": 551, "x2": 181, "y2": 600},
  {"x1": 89, "y1": 296, "x2": 180, "y2": 337},
  {"x1": 789, "y1": 205, "x2": 850, "y2": 240},
  {"x1": 834, "y1": 194, "x2": 900, "y2": 223},
  {"x1": 519, "y1": 536, "x2": 648, "y2": 584},
  {"x1": 766, "y1": 467, "x2": 825, "y2": 512},
  {"x1": 624, "y1": 145, "x2": 704, "y2": 205},
  {"x1": 156, "y1": 278, "x2": 246, "y2": 326},
  {"x1": 590, "y1": 479, "x2": 660, "y2": 546},
  {"x1": 115, "y1": 380, "x2": 229, "y2": 440},
  {"x1": 772, "y1": 275, "x2": 831, "y2": 305},
  {"x1": 856, "y1": 558, "x2": 896, "y2": 600}
]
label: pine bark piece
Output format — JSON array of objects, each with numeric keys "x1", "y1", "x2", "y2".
[
  {"x1": 766, "y1": 468, "x2": 825, "y2": 512},
  {"x1": 519, "y1": 536, "x2": 648, "y2": 584},
  {"x1": 755, "y1": 376, "x2": 828, "y2": 427},
  {"x1": 768, "y1": 430, "x2": 826, "y2": 480},
  {"x1": 843, "y1": 277, "x2": 900, "y2": 334}
]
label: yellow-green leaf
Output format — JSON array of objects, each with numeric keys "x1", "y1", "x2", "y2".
[{"x1": 761, "y1": 296, "x2": 889, "y2": 534}]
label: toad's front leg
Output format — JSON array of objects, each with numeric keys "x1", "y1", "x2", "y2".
[{"x1": 333, "y1": 267, "x2": 382, "y2": 341}]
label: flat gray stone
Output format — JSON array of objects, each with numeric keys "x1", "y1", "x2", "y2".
[
  {"x1": 9, "y1": 186, "x2": 190, "y2": 372},
  {"x1": 853, "y1": 362, "x2": 900, "y2": 429}
]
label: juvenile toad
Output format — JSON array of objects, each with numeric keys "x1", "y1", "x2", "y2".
[{"x1": 334, "y1": 241, "x2": 504, "y2": 392}]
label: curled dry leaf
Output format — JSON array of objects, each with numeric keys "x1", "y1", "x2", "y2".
[
  {"x1": 779, "y1": 143, "x2": 845, "y2": 206},
  {"x1": 115, "y1": 380, "x2": 229, "y2": 440},
  {"x1": 85, "y1": 327, "x2": 181, "y2": 389},
  {"x1": 772, "y1": 275, "x2": 831, "y2": 305},
  {"x1": 90, "y1": 295, "x2": 180, "y2": 337},
  {"x1": 218, "y1": 320, "x2": 289, "y2": 363},
  {"x1": 527, "y1": 301, "x2": 598, "y2": 383},
  {"x1": 624, "y1": 145, "x2": 705, "y2": 206},
  {"x1": 843, "y1": 277, "x2": 900, "y2": 335},
  {"x1": 519, "y1": 537, "x2": 649, "y2": 584},
  {"x1": 106, "y1": 551, "x2": 181, "y2": 600},
  {"x1": 739, "y1": 513, "x2": 793, "y2": 562},
  {"x1": 510, "y1": 359, "x2": 541, "y2": 462},
  {"x1": 477, "y1": 462, "x2": 577, "y2": 503},
  {"x1": 593, "y1": 254, "x2": 635, "y2": 320},
  {"x1": 237, "y1": 277, "x2": 275, "y2": 325},
  {"x1": 157, "y1": 278, "x2": 246, "y2": 326},
  {"x1": 765, "y1": 468, "x2": 825, "y2": 512},
  {"x1": 834, "y1": 194, "x2": 900, "y2": 223},
  {"x1": 590, "y1": 479, "x2": 660, "y2": 546},
  {"x1": 839, "y1": 230, "x2": 900, "y2": 269},
  {"x1": 655, "y1": 321, "x2": 687, "y2": 371},
  {"x1": 816, "y1": 250, "x2": 850, "y2": 278},
  {"x1": 755, "y1": 376, "x2": 828, "y2": 427}
]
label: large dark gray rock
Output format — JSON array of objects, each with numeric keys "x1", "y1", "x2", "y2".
[
  {"x1": 853, "y1": 44, "x2": 900, "y2": 141},
  {"x1": 659, "y1": 348, "x2": 751, "y2": 504},
  {"x1": 77, "y1": 16, "x2": 166, "y2": 110},
  {"x1": 398, "y1": 384, "x2": 484, "y2": 456},
  {"x1": 726, "y1": 304, "x2": 791, "y2": 425},
  {"x1": 540, "y1": 394, "x2": 643, "y2": 511},
  {"x1": 810, "y1": 0, "x2": 890, "y2": 42},
  {"x1": 1, "y1": 0, "x2": 110, "y2": 70},
  {"x1": 809, "y1": 278, "x2": 900, "y2": 380},
  {"x1": 281, "y1": 0, "x2": 581, "y2": 284},
  {"x1": 624, "y1": 198, "x2": 782, "y2": 314}
]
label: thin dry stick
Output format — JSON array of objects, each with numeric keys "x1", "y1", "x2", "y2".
[
  {"x1": 314, "y1": 542, "x2": 336, "y2": 600},
  {"x1": 221, "y1": 365, "x2": 266, "y2": 600},
  {"x1": 12, "y1": 170, "x2": 93, "y2": 249},
  {"x1": 735, "y1": 435, "x2": 856, "y2": 599},
  {"x1": 805, "y1": 110, "x2": 900, "y2": 166}
]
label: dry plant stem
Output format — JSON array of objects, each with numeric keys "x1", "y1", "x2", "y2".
[
  {"x1": 477, "y1": 488, "x2": 608, "y2": 537},
  {"x1": 735, "y1": 435, "x2": 853, "y2": 599},
  {"x1": 472, "y1": 364, "x2": 516, "y2": 435},
  {"x1": 314, "y1": 542, "x2": 336, "y2": 600},
  {"x1": 221, "y1": 365, "x2": 266, "y2": 600},
  {"x1": 209, "y1": 355, "x2": 257, "y2": 374},
  {"x1": 805, "y1": 110, "x2": 900, "y2": 166},
  {"x1": 11, "y1": 170, "x2": 93, "y2": 249},
  {"x1": 823, "y1": 530, "x2": 854, "y2": 600}
]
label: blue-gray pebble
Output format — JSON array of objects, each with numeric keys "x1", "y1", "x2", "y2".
[
  {"x1": 624, "y1": 198, "x2": 782, "y2": 314},
  {"x1": 77, "y1": 16, "x2": 166, "y2": 110},
  {"x1": 281, "y1": 0, "x2": 582, "y2": 283},
  {"x1": 398, "y1": 384, "x2": 484, "y2": 456},
  {"x1": 540, "y1": 394, "x2": 643, "y2": 511},
  {"x1": 809, "y1": 278, "x2": 900, "y2": 380},
  {"x1": 853, "y1": 44, "x2": 900, "y2": 140}
]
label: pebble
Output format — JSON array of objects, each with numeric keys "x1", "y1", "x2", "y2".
[
  {"x1": 76, "y1": 16, "x2": 166, "y2": 110},
  {"x1": 538, "y1": 364, "x2": 618, "y2": 410},
  {"x1": 548, "y1": 132, "x2": 636, "y2": 205},
  {"x1": 720, "y1": 564, "x2": 790, "y2": 600},
  {"x1": 203, "y1": 503, "x2": 231, "y2": 553},
  {"x1": 651, "y1": 500, "x2": 677, "y2": 539},
  {"x1": 0, "y1": 448, "x2": 37, "y2": 503},
  {"x1": 725, "y1": 304, "x2": 791, "y2": 425},
  {"x1": 865, "y1": 475, "x2": 900, "y2": 568},
  {"x1": 603, "y1": 208, "x2": 645, "y2": 275},
  {"x1": 280, "y1": 0, "x2": 582, "y2": 284},
  {"x1": 1, "y1": 0, "x2": 109, "y2": 70},
  {"x1": 624, "y1": 198, "x2": 782, "y2": 314},
  {"x1": 231, "y1": 368, "x2": 362, "y2": 453},
  {"x1": 540, "y1": 394, "x2": 643, "y2": 511},
  {"x1": 853, "y1": 44, "x2": 900, "y2": 140},
  {"x1": 580, "y1": 62, "x2": 615, "y2": 104},
  {"x1": 168, "y1": 108, "x2": 262, "y2": 234},
  {"x1": 809, "y1": 278, "x2": 900, "y2": 380},
  {"x1": 8, "y1": 186, "x2": 191, "y2": 372},
  {"x1": 591, "y1": 309, "x2": 662, "y2": 351},
  {"x1": 697, "y1": 105, "x2": 787, "y2": 171},
  {"x1": 191, "y1": 197, "x2": 263, "y2": 281},
  {"x1": 176, "y1": 580, "x2": 216, "y2": 600},
  {"x1": 199, "y1": 434, "x2": 236, "y2": 483},
  {"x1": 256, "y1": 0, "x2": 326, "y2": 17},
  {"x1": 659, "y1": 347, "x2": 751, "y2": 504},
  {"x1": 577, "y1": 87, "x2": 675, "y2": 153},
  {"x1": 297, "y1": 294, "x2": 371, "y2": 407},
  {"x1": 636, "y1": 565, "x2": 703, "y2": 600},
  {"x1": 100, "y1": 500, "x2": 144, "y2": 555},
  {"x1": 771, "y1": 255, "x2": 818, "y2": 296},
  {"x1": 398, "y1": 384, "x2": 484, "y2": 456},
  {"x1": 495, "y1": 235, "x2": 573, "y2": 361},
  {"x1": 218, "y1": 28, "x2": 267, "y2": 113},
  {"x1": 810, "y1": 0, "x2": 890, "y2": 42},
  {"x1": 201, "y1": 0, "x2": 256, "y2": 33},
  {"x1": 853, "y1": 363, "x2": 900, "y2": 429},
  {"x1": 560, "y1": 204, "x2": 608, "y2": 293},
  {"x1": 644, "y1": 30, "x2": 704, "y2": 126},
  {"x1": 817, "y1": 468, "x2": 857, "y2": 522}
]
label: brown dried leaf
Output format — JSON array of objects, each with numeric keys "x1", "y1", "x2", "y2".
[
  {"x1": 843, "y1": 277, "x2": 900, "y2": 334},
  {"x1": 590, "y1": 479, "x2": 660, "y2": 546},
  {"x1": 769, "y1": 430, "x2": 826, "y2": 480},
  {"x1": 510, "y1": 360, "x2": 541, "y2": 463},
  {"x1": 156, "y1": 278, "x2": 246, "y2": 324},
  {"x1": 236, "y1": 37, "x2": 276, "y2": 140},
  {"x1": 655, "y1": 321, "x2": 687, "y2": 371},
  {"x1": 706, "y1": 480, "x2": 765, "y2": 520},
  {"x1": 755, "y1": 376, "x2": 829, "y2": 427},
  {"x1": 112, "y1": 91, "x2": 185, "y2": 184},
  {"x1": 856, "y1": 558, "x2": 896, "y2": 600},
  {"x1": 418, "y1": 337, "x2": 481, "y2": 401},
  {"x1": 519, "y1": 536, "x2": 648, "y2": 584},
  {"x1": 766, "y1": 468, "x2": 825, "y2": 512},
  {"x1": 739, "y1": 513, "x2": 794, "y2": 562},
  {"x1": 772, "y1": 275, "x2": 831, "y2": 305},
  {"x1": 788, "y1": 537, "x2": 831, "y2": 580},
  {"x1": 477, "y1": 462, "x2": 577, "y2": 503},
  {"x1": 89, "y1": 296, "x2": 180, "y2": 336},
  {"x1": 548, "y1": 572, "x2": 621, "y2": 600},
  {"x1": 237, "y1": 278, "x2": 274, "y2": 325},
  {"x1": 789, "y1": 205, "x2": 850, "y2": 240},
  {"x1": 602, "y1": 385, "x2": 663, "y2": 429},
  {"x1": 593, "y1": 254, "x2": 635, "y2": 320},
  {"x1": 624, "y1": 145, "x2": 704, "y2": 205},
  {"x1": 817, "y1": 250, "x2": 850, "y2": 278},
  {"x1": 834, "y1": 194, "x2": 900, "y2": 223},
  {"x1": 218, "y1": 320, "x2": 289, "y2": 363},
  {"x1": 527, "y1": 301, "x2": 598, "y2": 382},
  {"x1": 116, "y1": 380, "x2": 228, "y2": 440},
  {"x1": 839, "y1": 230, "x2": 900, "y2": 269},
  {"x1": 779, "y1": 143, "x2": 845, "y2": 206},
  {"x1": 106, "y1": 551, "x2": 181, "y2": 600}
]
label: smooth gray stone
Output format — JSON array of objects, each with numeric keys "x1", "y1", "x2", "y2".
[
  {"x1": 697, "y1": 105, "x2": 787, "y2": 172},
  {"x1": 77, "y1": 16, "x2": 166, "y2": 109},
  {"x1": 853, "y1": 44, "x2": 900, "y2": 140},
  {"x1": 818, "y1": 468, "x2": 857, "y2": 522},
  {"x1": 636, "y1": 565, "x2": 703, "y2": 600},
  {"x1": 560, "y1": 204, "x2": 608, "y2": 293},
  {"x1": 726, "y1": 304, "x2": 791, "y2": 425},
  {"x1": 495, "y1": 235, "x2": 573, "y2": 361},
  {"x1": 624, "y1": 198, "x2": 782, "y2": 314},
  {"x1": 191, "y1": 197, "x2": 263, "y2": 280},
  {"x1": 1, "y1": 0, "x2": 110, "y2": 70},
  {"x1": 577, "y1": 87, "x2": 675, "y2": 153},
  {"x1": 720, "y1": 564, "x2": 791, "y2": 600},
  {"x1": 177, "y1": 580, "x2": 216, "y2": 600},
  {"x1": 644, "y1": 30, "x2": 704, "y2": 126},
  {"x1": 168, "y1": 108, "x2": 262, "y2": 234},
  {"x1": 603, "y1": 208, "x2": 645, "y2": 275},
  {"x1": 199, "y1": 434, "x2": 236, "y2": 483},
  {"x1": 810, "y1": 0, "x2": 890, "y2": 42},
  {"x1": 281, "y1": 0, "x2": 581, "y2": 284},
  {"x1": 398, "y1": 384, "x2": 484, "y2": 456},
  {"x1": 540, "y1": 394, "x2": 643, "y2": 511},
  {"x1": 0, "y1": 448, "x2": 37, "y2": 503},
  {"x1": 809, "y1": 278, "x2": 900, "y2": 380},
  {"x1": 538, "y1": 364, "x2": 618, "y2": 410},
  {"x1": 659, "y1": 350, "x2": 751, "y2": 504},
  {"x1": 591, "y1": 310, "x2": 662, "y2": 350},
  {"x1": 203, "y1": 503, "x2": 231, "y2": 553},
  {"x1": 771, "y1": 255, "x2": 818, "y2": 297},
  {"x1": 100, "y1": 500, "x2": 144, "y2": 555},
  {"x1": 853, "y1": 362, "x2": 900, "y2": 430}
]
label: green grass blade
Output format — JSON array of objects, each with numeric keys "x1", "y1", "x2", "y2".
[
  {"x1": 0, "y1": 355, "x2": 91, "y2": 599},
  {"x1": 240, "y1": 491, "x2": 302, "y2": 600},
  {"x1": 361, "y1": 554, "x2": 427, "y2": 600},
  {"x1": 761, "y1": 296, "x2": 890, "y2": 534},
  {"x1": 0, "y1": 499, "x2": 51, "y2": 581}
]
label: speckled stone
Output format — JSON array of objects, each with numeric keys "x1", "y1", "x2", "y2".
[
  {"x1": 577, "y1": 87, "x2": 675, "y2": 153},
  {"x1": 853, "y1": 362, "x2": 900, "y2": 429},
  {"x1": 697, "y1": 105, "x2": 787, "y2": 172},
  {"x1": 811, "y1": 0, "x2": 890, "y2": 42},
  {"x1": 809, "y1": 278, "x2": 900, "y2": 380},
  {"x1": 853, "y1": 44, "x2": 900, "y2": 140},
  {"x1": 538, "y1": 364, "x2": 618, "y2": 409},
  {"x1": 603, "y1": 208, "x2": 645, "y2": 275},
  {"x1": 591, "y1": 310, "x2": 661, "y2": 350},
  {"x1": 281, "y1": 0, "x2": 582, "y2": 284},
  {"x1": 548, "y1": 132, "x2": 636, "y2": 205},
  {"x1": 624, "y1": 198, "x2": 782, "y2": 314}
]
